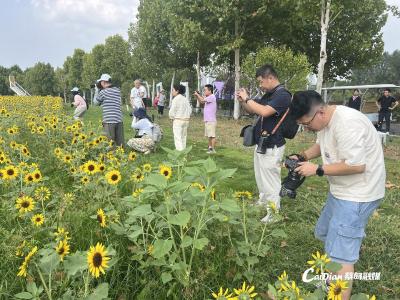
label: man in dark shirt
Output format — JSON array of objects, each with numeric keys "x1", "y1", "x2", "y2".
[
  {"x1": 347, "y1": 89, "x2": 361, "y2": 111},
  {"x1": 237, "y1": 64, "x2": 291, "y2": 223},
  {"x1": 376, "y1": 88, "x2": 398, "y2": 132}
]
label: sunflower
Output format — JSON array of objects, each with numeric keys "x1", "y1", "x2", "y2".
[
  {"x1": 55, "y1": 239, "x2": 70, "y2": 261},
  {"x1": 233, "y1": 282, "x2": 257, "y2": 299},
  {"x1": 97, "y1": 163, "x2": 105, "y2": 172},
  {"x1": 21, "y1": 146, "x2": 30, "y2": 156},
  {"x1": 128, "y1": 151, "x2": 137, "y2": 161},
  {"x1": 159, "y1": 165, "x2": 172, "y2": 179},
  {"x1": 142, "y1": 163, "x2": 152, "y2": 172},
  {"x1": 328, "y1": 280, "x2": 348, "y2": 300},
  {"x1": 105, "y1": 170, "x2": 121, "y2": 185},
  {"x1": 307, "y1": 251, "x2": 331, "y2": 274},
  {"x1": 234, "y1": 191, "x2": 253, "y2": 201},
  {"x1": 63, "y1": 154, "x2": 72, "y2": 164},
  {"x1": 212, "y1": 287, "x2": 235, "y2": 300},
  {"x1": 34, "y1": 186, "x2": 51, "y2": 201},
  {"x1": 54, "y1": 147, "x2": 62, "y2": 156},
  {"x1": 24, "y1": 173, "x2": 35, "y2": 184},
  {"x1": 132, "y1": 188, "x2": 144, "y2": 197},
  {"x1": 3, "y1": 165, "x2": 19, "y2": 180},
  {"x1": 63, "y1": 193, "x2": 75, "y2": 204},
  {"x1": 37, "y1": 126, "x2": 45, "y2": 134},
  {"x1": 32, "y1": 169, "x2": 42, "y2": 182},
  {"x1": 85, "y1": 161, "x2": 99, "y2": 175},
  {"x1": 15, "y1": 240, "x2": 27, "y2": 257},
  {"x1": 210, "y1": 189, "x2": 216, "y2": 200},
  {"x1": 10, "y1": 141, "x2": 18, "y2": 149},
  {"x1": 70, "y1": 167, "x2": 77, "y2": 174},
  {"x1": 31, "y1": 214, "x2": 45, "y2": 227},
  {"x1": 17, "y1": 246, "x2": 38, "y2": 277},
  {"x1": 54, "y1": 227, "x2": 71, "y2": 240},
  {"x1": 191, "y1": 182, "x2": 206, "y2": 191},
  {"x1": 81, "y1": 176, "x2": 90, "y2": 185},
  {"x1": 0, "y1": 154, "x2": 6, "y2": 164},
  {"x1": 87, "y1": 242, "x2": 110, "y2": 278},
  {"x1": 280, "y1": 281, "x2": 302, "y2": 298},
  {"x1": 15, "y1": 196, "x2": 35, "y2": 214},
  {"x1": 132, "y1": 169, "x2": 144, "y2": 183},
  {"x1": 97, "y1": 209, "x2": 107, "y2": 227}
]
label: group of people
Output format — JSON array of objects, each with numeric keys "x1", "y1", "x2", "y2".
[
  {"x1": 347, "y1": 88, "x2": 398, "y2": 132},
  {"x1": 70, "y1": 65, "x2": 393, "y2": 298}
]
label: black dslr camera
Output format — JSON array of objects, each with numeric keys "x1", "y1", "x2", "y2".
[{"x1": 279, "y1": 155, "x2": 306, "y2": 199}]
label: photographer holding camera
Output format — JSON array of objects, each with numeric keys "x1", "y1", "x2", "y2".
[
  {"x1": 237, "y1": 64, "x2": 291, "y2": 223},
  {"x1": 289, "y1": 90, "x2": 385, "y2": 299},
  {"x1": 94, "y1": 74, "x2": 124, "y2": 147}
]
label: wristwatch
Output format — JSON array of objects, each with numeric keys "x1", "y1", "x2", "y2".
[{"x1": 316, "y1": 165, "x2": 324, "y2": 177}]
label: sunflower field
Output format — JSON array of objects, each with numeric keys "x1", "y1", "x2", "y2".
[{"x1": 0, "y1": 96, "x2": 397, "y2": 300}]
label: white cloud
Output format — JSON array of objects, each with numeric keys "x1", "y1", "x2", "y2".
[{"x1": 30, "y1": 0, "x2": 139, "y2": 28}]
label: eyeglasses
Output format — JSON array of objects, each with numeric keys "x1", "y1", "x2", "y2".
[{"x1": 297, "y1": 109, "x2": 320, "y2": 126}]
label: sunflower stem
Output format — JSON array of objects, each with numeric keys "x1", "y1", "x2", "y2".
[
  {"x1": 35, "y1": 264, "x2": 52, "y2": 300},
  {"x1": 257, "y1": 222, "x2": 268, "y2": 252},
  {"x1": 242, "y1": 200, "x2": 249, "y2": 245}
]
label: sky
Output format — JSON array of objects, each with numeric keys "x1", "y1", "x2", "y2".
[{"x1": 0, "y1": 0, "x2": 399, "y2": 70}]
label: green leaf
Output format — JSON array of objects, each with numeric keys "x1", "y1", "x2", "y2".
[
  {"x1": 184, "y1": 167, "x2": 203, "y2": 176},
  {"x1": 64, "y1": 251, "x2": 87, "y2": 276},
  {"x1": 38, "y1": 252, "x2": 60, "y2": 274},
  {"x1": 219, "y1": 199, "x2": 241, "y2": 212},
  {"x1": 127, "y1": 229, "x2": 143, "y2": 241},
  {"x1": 142, "y1": 186, "x2": 159, "y2": 194},
  {"x1": 109, "y1": 223, "x2": 127, "y2": 235},
  {"x1": 326, "y1": 261, "x2": 342, "y2": 273},
  {"x1": 161, "y1": 272, "x2": 173, "y2": 284},
  {"x1": 85, "y1": 283, "x2": 109, "y2": 300},
  {"x1": 350, "y1": 294, "x2": 369, "y2": 300},
  {"x1": 193, "y1": 237, "x2": 209, "y2": 250},
  {"x1": 270, "y1": 229, "x2": 287, "y2": 239},
  {"x1": 14, "y1": 292, "x2": 33, "y2": 299},
  {"x1": 26, "y1": 282, "x2": 37, "y2": 295},
  {"x1": 145, "y1": 174, "x2": 168, "y2": 188},
  {"x1": 246, "y1": 256, "x2": 259, "y2": 266},
  {"x1": 168, "y1": 211, "x2": 191, "y2": 226},
  {"x1": 204, "y1": 158, "x2": 217, "y2": 173},
  {"x1": 214, "y1": 168, "x2": 236, "y2": 180},
  {"x1": 168, "y1": 181, "x2": 191, "y2": 193},
  {"x1": 128, "y1": 204, "x2": 153, "y2": 218},
  {"x1": 152, "y1": 239, "x2": 173, "y2": 259},
  {"x1": 181, "y1": 236, "x2": 193, "y2": 248}
]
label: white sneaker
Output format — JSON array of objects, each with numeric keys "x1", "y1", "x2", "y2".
[{"x1": 261, "y1": 212, "x2": 276, "y2": 224}]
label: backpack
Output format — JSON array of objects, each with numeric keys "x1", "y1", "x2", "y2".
[{"x1": 152, "y1": 123, "x2": 163, "y2": 142}]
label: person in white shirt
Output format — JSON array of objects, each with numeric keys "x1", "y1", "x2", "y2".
[
  {"x1": 169, "y1": 84, "x2": 192, "y2": 151},
  {"x1": 127, "y1": 108, "x2": 154, "y2": 154},
  {"x1": 289, "y1": 90, "x2": 385, "y2": 300},
  {"x1": 71, "y1": 87, "x2": 87, "y2": 121},
  {"x1": 130, "y1": 79, "x2": 147, "y2": 112}
]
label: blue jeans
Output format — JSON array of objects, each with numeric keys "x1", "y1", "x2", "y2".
[{"x1": 315, "y1": 193, "x2": 382, "y2": 264}]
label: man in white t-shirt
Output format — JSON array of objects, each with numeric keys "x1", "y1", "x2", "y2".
[
  {"x1": 289, "y1": 90, "x2": 385, "y2": 300},
  {"x1": 130, "y1": 79, "x2": 147, "y2": 111}
]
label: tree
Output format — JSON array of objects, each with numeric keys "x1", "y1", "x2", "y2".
[
  {"x1": 23, "y1": 62, "x2": 56, "y2": 96},
  {"x1": 64, "y1": 49, "x2": 86, "y2": 89},
  {"x1": 242, "y1": 46, "x2": 312, "y2": 93}
]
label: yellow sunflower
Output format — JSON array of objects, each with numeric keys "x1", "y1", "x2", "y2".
[
  {"x1": 307, "y1": 251, "x2": 331, "y2": 274},
  {"x1": 132, "y1": 168, "x2": 144, "y2": 183},
  {"x1": 83, "y1": 160, "x2": 98, "y2": 175},
  {"x1": 159, "y1": 165, "x2": 172, "y2": 179},
  {"x1": 128, "y1": 151, "x2": 137, "y2": 161},
  {"x1": 328, "y1": 280, "x2": 348, "y2": 300},
  {"x1": 54, "y1": 147, "x2": 62, "y2": 157},
  {"x1": 234, "y1": 191, "x2": 253, "y2": 201},
  {"x1": 105, "y1": 170, "x2": 121, "y2": 185},
  {"x1": 142, "y1": 163, "x2": 152, "y2": 173},
  {"x1": 81, "y1": 176, "x2": 90, "y2": 185},
  {"x1": 87, "y1": 242, "x2": 110, "y2": 278},
  {"x1": 233, "y1": 282, "x2": 257, "y2": 299},
  {"x1": 31, "y1": 214, "x2": 45, "y2": 227},
  {"x1": 15, "y1": 196, "x2": 35, "y2": 214},
  {"x1": 63, "y1": 154, "x2": 72, "y2": 164},
  {"x1": 34, "y1": 186, "x2": 51, "y2": 201},
  {"x1": 132, "y1": 188, "x2": 144, "y2": 197},
  {"x1": 55, "y1": 239, "x2": 70, "y2": 261},
  {"x1": 24, "y1": 173, "x2": 35, "y2": 184},
  {"x1": 54, "y1": 227, "x2": 71, "y2": 240},
  {"x1": 212, "y1": 287, "x2": 235, "y2": 300},
  {"x1": 97, "y1": 163, "x2": 105, "y2": 172},
  {"x1": 32, "y1": 169, "x2": 42, "y2": 182},
  {"x1": 191, "y1": 182, "x2": 206, "y2": 191},
  {"x1": 97, "y1": 209, "x2": 107, "y2": 227},
  {"x1": 3, "y1": 165, "x2": 19, "y2": 180},
  {"x1": 17, "y1": 246, "x2": 38, "y2": 277},
  {"x1": 211, "y1": 189, "x2": 216, "y2": 201}
]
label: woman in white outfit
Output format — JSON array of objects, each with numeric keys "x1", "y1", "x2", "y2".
[
  {"x1": 71, "y1": 87, "x2": 87, "y2": 121},
  {"x1": 169, "y1": 84, "x2": 192, "y2": 151},
  {"x1": 127, "y1": 108, "x2": 155, "y2": 154}
]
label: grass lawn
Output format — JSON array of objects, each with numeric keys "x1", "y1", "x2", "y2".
[{"x1": 82, "y1": 106, "x2": 400, "y2": 298}]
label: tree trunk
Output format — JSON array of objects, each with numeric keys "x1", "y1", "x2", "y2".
[
  {"x1": 169, "y1": 71, "x2": 175, "y2": 108},
  {"x1": 196, "y1": 50, "x2": 201, "y2": 113},
  {"x1": 233, "y1": 20, "x2": 240, "y2": 120},
  {"x1": 152, "y1": 79, "x2": 155, "y2": 105},
  {"x1": 316, "y1": 0, "x2": 331, "y2": 95}
]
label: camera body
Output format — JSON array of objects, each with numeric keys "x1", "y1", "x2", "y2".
[
  {"x1": 279, "y1": 156, "x2": 306, "y2": 199},
  {"x1": 256, "y1": 131, "x2": 272, "y2": 154}
]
